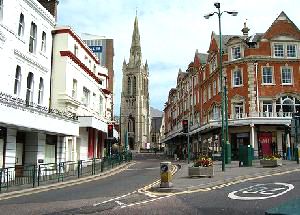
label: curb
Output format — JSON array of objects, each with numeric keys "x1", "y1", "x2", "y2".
[
  {"x1": 145, "y1": 165, "x2": 300, "y2": 195},
  {"x1": 0, "y1": 161, "x2": 136, "y2": 201}
]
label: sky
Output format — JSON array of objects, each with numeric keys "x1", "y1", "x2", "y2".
[{"x1": 57, "y1": 0, "x2": 300, "y2": 115}]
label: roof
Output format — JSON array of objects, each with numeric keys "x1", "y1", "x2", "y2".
[
  {"x1": 195, "y1": 52, "x2": 208, "y2": 64},
  {"x1": 151, "y1": 117, "x2": 163, "y2": 132}
]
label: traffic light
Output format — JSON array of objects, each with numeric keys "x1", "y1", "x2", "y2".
[
  {"x1": 182, "y1": 120, "x2": 188, "y2": 133},
  {"x1": 108, "y1": 124, "x2": 113, "y2": 138}
]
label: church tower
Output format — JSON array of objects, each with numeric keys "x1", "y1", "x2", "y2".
[{"x1": 121, "y1": 16, "x2": 150, "y2": 152}]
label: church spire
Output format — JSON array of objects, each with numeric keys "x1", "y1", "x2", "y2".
[{"x1": 129, "y1": 15, "x2": 142, "y2": 66}]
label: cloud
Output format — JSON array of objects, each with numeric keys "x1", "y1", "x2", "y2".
[{"x1": 57, "y1": 0, "x2": 300, "y2": 115}]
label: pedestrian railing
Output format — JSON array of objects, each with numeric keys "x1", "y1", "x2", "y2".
[{"x1": 0, "y1": 151, "x2": 132, "y2": 193}]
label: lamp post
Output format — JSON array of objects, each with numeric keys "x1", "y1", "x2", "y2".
[{"x1": 204, "y1": 2, "x2": 237, "y2": 171}]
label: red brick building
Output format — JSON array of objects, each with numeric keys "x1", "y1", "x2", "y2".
[{"x1": 164, "y1": 11, "x2": 300, "y2": 160}]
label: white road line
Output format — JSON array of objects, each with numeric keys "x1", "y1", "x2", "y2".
[
  {"x1": 93, "y1": 191, "x2": 137, "y2": 206},
  {"x1": 115, "y1": 200, "x2": 126, "y2": 206}
]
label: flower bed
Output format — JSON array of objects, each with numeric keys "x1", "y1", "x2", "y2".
[
  {"x1": 260, "y1": 154, "x2": 282, "y2": 167},
  {"x1": 188, "y1": 156, "x2": 214, "y2": 177}
]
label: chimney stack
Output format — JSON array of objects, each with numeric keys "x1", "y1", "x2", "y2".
[{"x1": 37, "y1": 0, "x2": 59, "y2": 21}]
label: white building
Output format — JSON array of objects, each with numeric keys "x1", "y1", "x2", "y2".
[
  {"x1": 51, "y1": 26, "x2": 112, "y2": 161},
  {"x1": 0, "y1": 0, "x2": 78, "y2": 170}
]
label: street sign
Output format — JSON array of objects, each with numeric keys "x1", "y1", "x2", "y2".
[
  {"x1": 228, "y1": 183, "x2": 294, "y2": 200},
  {"x1": 89, "y1": 45, "x2": 102, "y2": 53}
]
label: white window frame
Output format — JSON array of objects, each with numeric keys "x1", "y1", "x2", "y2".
[
  {"x1": 232, "y1": 69, "x2": 243, "y2": 87},
  {"x1": 208, "y1": 84, "x2": 211, "y2": 100},
  {"x1": 18, "y1": 13, "x2": 25, "y2": 37},
  {"x1": 99, "y1": 96, "x2": 104, "y2": 116},
  {"x1": 14, "y1": 66, "x2": 22, "y2": 96},
  {"x1": 38, "y1": 77, "x2": 44, "y2": 105},
  {"x1": 231, "y1": 46, "x2": 241, "y2": 60},
  {"x1": 74, "y1": 44, "x2": 78, "y2": 56},
  {"x1": 213, "y1": 80, "x2": 216, "y2": 96},
  {"x1": 41, "y1": 31, "x2": 46, "y2": 52},
  {"x1": 262, "y1": 66, "x2": 274, "y2": 85},
  {"x1": 72, "y1": 79, "x2": 77, "y2": 99},
  {"x1": 262, "y1": 100, "x2": 273, "y2": 115},
  {"x1": 82, "y1": 87, "x2": 90, "y2": 107},
  {"x1": 26, "y1": 72, "x2": 34, "y2": 104},
  {"x1": 281, "y1": 66, "x2": 293, "y2": 85},
  {"x1": 233, "y1": 102, "x2": 244, "y2": 118},
  {"x1": 29, "y1": 22, "x2": 37, "y2": 53},
  {"x1": 273, "y1": 43, "x2": 297, "y2": 58}
]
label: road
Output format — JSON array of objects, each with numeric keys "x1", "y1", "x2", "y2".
[
  {"x1": 0, "y1": 154, "x2": 164, "y2": 215},
  {"x1": 0, "y1": 155, "x2": 299, "y2": 215}
]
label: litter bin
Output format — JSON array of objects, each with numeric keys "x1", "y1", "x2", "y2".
[
  {"x1": 160, "y1": 161, "x2": 172, "y2": 188},
  {"x1": 239, "y1": 144, "x2": 253, "y2": 167}
]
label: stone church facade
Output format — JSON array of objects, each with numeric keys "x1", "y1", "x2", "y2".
[{"x1": 120, "y1": 16, "x2": 150, "y2": 151}]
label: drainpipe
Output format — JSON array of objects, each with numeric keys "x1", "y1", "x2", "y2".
[{"x1": 254, "y1": 62, "x2": 259, "y2": 114}]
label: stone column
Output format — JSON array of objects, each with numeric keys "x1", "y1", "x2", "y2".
[
  {"x1": 247, "y1": 63, "x2": 257, "y2": 117},
  {"x1": 5, "y1": 128, "x2": 17, "y2": 168}
]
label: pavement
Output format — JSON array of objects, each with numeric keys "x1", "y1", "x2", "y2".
[{"x1": 148, "y1": 159, "x2": 300, "y2": 194}]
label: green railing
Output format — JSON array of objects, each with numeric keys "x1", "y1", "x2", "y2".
[{"x1": 0, "y1": 151, "x2": 132, "y2": 193}]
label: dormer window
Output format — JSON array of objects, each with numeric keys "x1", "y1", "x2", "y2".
[
  {"x1": 273, "y1": 43, "x2": 297, "y2": 58},
  {"x1": 231, "y1": 46, "x2": 241, "y2": 60}
]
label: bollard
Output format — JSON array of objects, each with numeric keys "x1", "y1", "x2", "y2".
[{"x1": 160, "y1": 161, "x2": 173, "y2": 188}]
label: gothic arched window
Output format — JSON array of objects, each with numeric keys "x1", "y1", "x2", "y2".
[
  {"x1": 127, "y1": 76, "x2": 131, "y2": 95},
  {"x1": 26, "y1": 72, "x2": 34, "y2": 105},
  {"x1": 133, "y1": 76, "x2": 137, "y2": 95}
]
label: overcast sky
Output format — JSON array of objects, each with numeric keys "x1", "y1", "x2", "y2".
[{"x1": 57, "y1": 0, "x2": 300, "y2": 115}]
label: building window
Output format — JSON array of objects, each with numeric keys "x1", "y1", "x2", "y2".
[
  {"x1": 26, "y1": 72, "x2": 34, "y2": 105},
  {"x1": 233, "y1": 102, "x2": 244, "y2": 118},
  {"x1": 274, "y1": 44, "x2": 284, "y2": 57},
  {"x1": 287, "y1": 44, "x2": 296, "y2": 58},
  {"x1": 213, "y1": 80, "x2": 216, "y2": 96},
  {"x1": 133, "y1": 76, "x2": 136, "y2": 95},
  {"x1": 231, "y1": 46, "x2": 241, "y2": 60},
  {"x1": 262, "y1": 101, "x2": 273, "y2": 115},
  {"x1": 0, "y1": 0, "x2": 3, "y2": 22},
  {"x1": 281, "y1": 67, "x2": 292, "y2": 85},
  {"x1": 208, "y1": 84, "x2": 211, "y2": 100},
  {"x1": 29, "y1": 22, "x2": 37, "y2": 53},
  {"x1": 82, "y1": 87, "x2": 90, "y2": 106},
  {"x1": 203, "y1": 71, "x2": 206, "y2": 80},
  {"x1": 14, "y1": 66, "x2": 22, "y2": 96},
  {"x1": 127, "y1": 76, "x2": 132, "y2": 95},
  {"x1": 203, "y1": 88, "x2": 207, "y2": 103},
  {"x1": 18, "y1": 13, "x2": 25, "y2": 37},
  {"x1": 210, "y1": 56, "x2": 217, "y2": 73},
  {"x1": 262, "y1": 67, "x2": 273, "y2": 84},
  {"x1": 74, "y1": 44, "x2": 78, "y2": 56},
  {"x1": 233, "y1": 69, "x2": 242, "y2": 87},
  {"x1": 41, "y1": 31, "x2": 46, "y2": 52},
  {"x1": 212, "y1": 106, "x2": 219, "y2": 120},
  {"x1": 92, "y1": 92, "x2": 96, "y2": 109},
  {"x1": 72, "y1": 79, "x2": 77, "y2": 99},
  {"x1": 38, "y1": 77, "x2": 44, "y2": 105},
  {"x1": 99, "y1": 96, "x2": 103, "y2": 115},
  {"x1": 93, "y1": 65, "x2": 96, "y2": 73}
]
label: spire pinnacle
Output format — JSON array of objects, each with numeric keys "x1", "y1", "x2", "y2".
[{"x1": 129, "y1": 15, "x2": 142, "y2": 66}]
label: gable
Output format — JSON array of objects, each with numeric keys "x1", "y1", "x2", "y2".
[{"x1": 263, "y1": 12, "x2": 300, "y2": 40}]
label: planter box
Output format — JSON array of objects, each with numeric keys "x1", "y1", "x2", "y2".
[
  {"x1": 260, "y1": 159, "x2": 282, "y2": 167},
  {"x1": 188, "y1": 166, "x2": 214, "y2": 177}
]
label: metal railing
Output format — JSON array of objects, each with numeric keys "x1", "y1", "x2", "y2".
[{"x1": 0, "y1": 152, "x2": 132, "y2": 193}]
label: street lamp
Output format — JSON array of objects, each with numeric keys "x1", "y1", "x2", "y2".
[{"x1": 204, "y1": 2, "x2": 237, "y2": 172}]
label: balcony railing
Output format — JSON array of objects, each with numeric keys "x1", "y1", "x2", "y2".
[{"x1": 0, "y1": 92, "x2": 78, "y2": 121}]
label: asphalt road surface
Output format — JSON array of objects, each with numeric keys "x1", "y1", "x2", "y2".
[{"x1": 0, "y1": 155, "x2": 299, "y2": 215}]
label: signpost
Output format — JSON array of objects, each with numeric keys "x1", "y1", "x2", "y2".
[{"x1": 291, "y1": 113, "x2": 300, "y2": 163}]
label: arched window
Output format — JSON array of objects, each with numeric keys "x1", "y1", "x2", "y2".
[
  {"x1": 18, "y1": 13, "x2": 25, "y2": 37},
  {"x1": 127, "y1": 76, "x2": 131, "y2": 95},
  {"x1": 26, "y1": 72, "x2": 34, "y2": 105},
  {"x1": 14, "y1": 66, "x2": 22, "y2": 96},
  {"x1": 38, "y1": 77, "x2": 44, "y2": 105},
  {"x1": 276, "y1": 96, "x2": 300, "y2": 113},
  {"x1": 128, "y1": 118, "x2": 135, "y2": 133},
  {"x1": 29, "y1": 22, "x2": 37, "y2": 53},
  {"x1": 133, "y1": 76, "x2": 136, "y2": 95}
]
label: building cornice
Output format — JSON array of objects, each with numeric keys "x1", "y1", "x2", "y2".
[
  {"x1": 14, "y1": 49, "x2": 49, "y2": 73},
  {"x1": 60, "y1": 50, "x2": 102, "y2": 85},
  {"x1": 24, "y1": 0, "x2": 55, "y2": 27},
  {"x1": 54, "y1": 28, "x2": 100, "y2": 64}
]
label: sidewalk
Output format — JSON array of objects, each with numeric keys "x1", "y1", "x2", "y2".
[{"x1": 163, "y1": 160, "x2": 300, "y2": 192}]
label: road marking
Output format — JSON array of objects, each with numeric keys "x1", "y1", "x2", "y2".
[
  {"x1": 93, "y1": 191, "x2": 137, "y2": 206},
  {"x1": 115, "y1": 200, "x2": 126, "y2": 206},
  {"x1": 228, "y1": 183, "x2": 294, "y2": 200}
]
